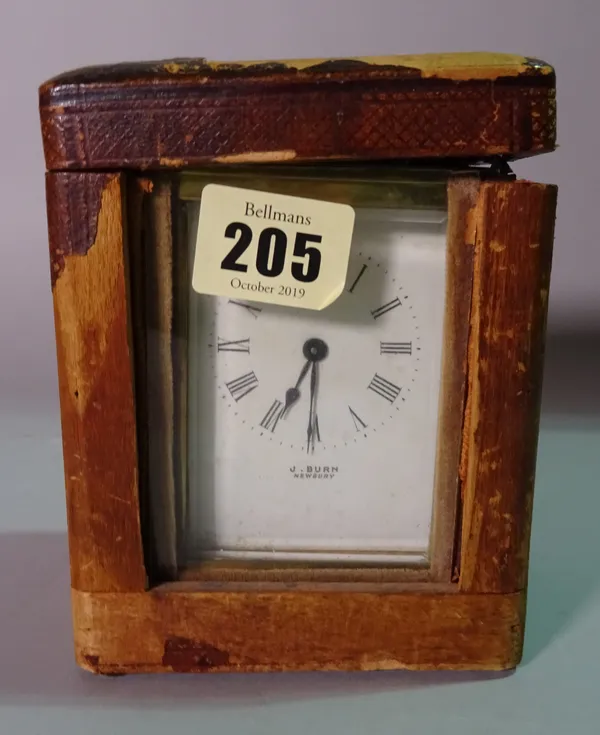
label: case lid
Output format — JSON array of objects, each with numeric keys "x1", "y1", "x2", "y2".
[{"x1": 39, "y1": 52, "x2": 556, "y2": 171}]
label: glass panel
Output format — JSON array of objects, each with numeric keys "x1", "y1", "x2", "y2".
[{"x1": 185, "y1": 190, "x2": 447, "y2": 566}]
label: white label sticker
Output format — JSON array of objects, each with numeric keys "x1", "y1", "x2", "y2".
[{"x1": 191, "y1": 184, "x2": 355, "y2": 310}]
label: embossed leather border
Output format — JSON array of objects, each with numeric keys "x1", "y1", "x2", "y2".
[{"x1": 40, "y1": 58, "x2": 556, "y2": 170}]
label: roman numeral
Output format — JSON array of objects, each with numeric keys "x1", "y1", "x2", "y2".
[
  {"x1": 228, "y1": 299, "x2": 262, "y2": 318},
  {"x1": 259, "y1": 399, "x2": 284, "y2": 432},
  {"x1": 348, "y1": 264, "x2": 367, "y2": 293},
  {"x1": 225, "y1": 372, "x2": 258, "y2": 401},
  {"x1": 380, "y1": 341, "x2": 412, "y2": 355},
  {"x1": 218, "y1": 337, "x2": 250, "y2": 353},
  {"x1": 371, "y1": 297, "x2": 401, "y2": 319},
  {"x1": 348, "y1": 406, "x2": 367, "y2": 431},
  {"x1": 367, "y1": 374, "x2": 401, "y2": 403}
]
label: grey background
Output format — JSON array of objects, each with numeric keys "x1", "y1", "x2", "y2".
[{"x1": 0, "y1": 0, "x2": 599, "y2": 732}]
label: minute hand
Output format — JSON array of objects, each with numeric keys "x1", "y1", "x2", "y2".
[{"x1": 306, "y1": 362, "x2": 319, "y2": 453}]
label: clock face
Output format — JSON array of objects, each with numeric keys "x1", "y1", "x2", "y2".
[
  {"x1": 187, "y1": 206, "x2": 447, "y2": 564},
  {"x1": 210, "y1": 252, "x2": 420, "y2": 453}
]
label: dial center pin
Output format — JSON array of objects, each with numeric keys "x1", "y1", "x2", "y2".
[{"x1": 303, "y1": 338, "x2": 329, "y2": 362}]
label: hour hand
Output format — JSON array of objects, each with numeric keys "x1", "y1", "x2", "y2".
[
  {"x1": 281, "y1": 359, "x2": 311, "y2": 416},
  {"x1": 283, "y1": 387, "x2": 300, "y2": 414}
]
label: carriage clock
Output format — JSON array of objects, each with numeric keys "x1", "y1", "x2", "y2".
[{"x1": 39, "y1": 53, "x2": 557, "y2": 673}]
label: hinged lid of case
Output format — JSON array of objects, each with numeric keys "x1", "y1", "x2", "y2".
[{"x1": 39, "y1": 52, "x2": 556, "y2": 171}]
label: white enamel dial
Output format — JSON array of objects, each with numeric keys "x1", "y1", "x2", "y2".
[
  {"x1": 209, "y1": 252, "x2": 420, "y2": 452},
  {"x1": 187, "y1": 207, "x2": 447, "y2": 564}
]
